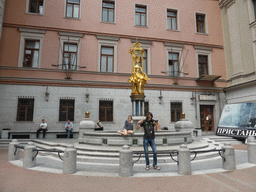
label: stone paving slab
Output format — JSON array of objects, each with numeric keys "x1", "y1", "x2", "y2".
[
  {"x1": 1, "y1": 145, "x2": 256, "y2": 192},
  {"x1": 7, "y1": 150, "x2": 252, "y2": 177}
]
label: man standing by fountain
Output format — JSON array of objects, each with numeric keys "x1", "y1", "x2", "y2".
[{"x1": 137, "y1": 112, "x2": 160, "y2": 171}]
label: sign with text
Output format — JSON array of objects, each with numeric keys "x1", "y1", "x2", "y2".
[
  {"x1": 217, "y1": 103, "x2": 256, "y2": 138},
  {"x1": 199, "y1": 95, "x2": 217, "y2": 101}
]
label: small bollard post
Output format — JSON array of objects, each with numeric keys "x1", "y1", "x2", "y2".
[
  {"x1": 247, "y1": 136, "x2": 256, "y2": 164},
  {"x1": 23, "y1": 142, "x2": 37, "y2": 168},
  {"x1": 177, "y1": 145, "x2": 191, "y2": 175},
  {"x1": 119, "y1": 145, "x2": 133, "y2": 177},
  {"x1": 8, "y1": 139, "x2": 20, "y2": 161},
  {"x1": 63, "y1": 145, "x2": 77, "y2": 174},
  {"x1": 222, "y1": 143, "x2": 236, "y2": 171}
]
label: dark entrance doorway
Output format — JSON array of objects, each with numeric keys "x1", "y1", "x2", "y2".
[{"x1": 200, "y1": 105, "x2": 214, "y2": 132}]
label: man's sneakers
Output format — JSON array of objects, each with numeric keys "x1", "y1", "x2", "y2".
[
  {"x1": 153, "y1": 165, "x2": 160, "y2": 170},
  {"x1": 145, "y1": 165, "x2": 160, "y2": 171}
]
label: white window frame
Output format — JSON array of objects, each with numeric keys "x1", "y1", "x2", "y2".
[
  {"x1": 97, "y1": 35, "x2": 119, "y2": 73},
  {"x1": 164, "y1": 42, "x2": 184, "y2": 77},
  {"x1": 101, "y1": 0, "x2": 116, "y2": 23},
  {"x1": 166, "y1": 8, "x2": 179, "y2": 31},
  {"x1": 64, "y1": 0, "x2": 81, "y2": 19},
  {"x1": 131, "y1": 39, "x2": 152, "y2": 75},
  {"x1": 134, "y1": 3, "x2": 148, "y2": 27},
  {"x1": 26, "y1": 0, "x2": 45, "y2": 15},
  {"x1": 18, "y1": 28, "x2": 45, "y2": 68},
  {"x1": 195, "y1": 12, "x2": 208, "y2": 34},
  {"x1": 195, "y1": 46, "x2": 212, "y2": 77},
  {"x1": 58, "y1": 31, "x2": 83, "y2": 70}
]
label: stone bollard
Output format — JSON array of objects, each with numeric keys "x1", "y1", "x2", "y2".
[
  {"x1": 23, "y1": 142, "x2": 37, "y2": 168},
  {"x1": 177, "y1": 145, "x2": 191, "y2": 175},
  {"x1": 63, "y1": 145, "x2": 77, "y2": 174},
  {"x1": 119, "y1": 145, "x2": 133, "y2": 177},
  {"x1": 222, "y1": 143, "x2": 236, "y2": 171},
  {"x1": 247, "y1": 136, "x2": 256, "y2": 164},
  {"x1": 8, "y1": 139, "x2": 20, "y2": 161}
]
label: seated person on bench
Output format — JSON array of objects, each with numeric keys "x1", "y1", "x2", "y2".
[
  {"x1": 65, "y1": 119, "x2": 74, "y2": 139},
  {"x1": 36, "y1": 119, "x2": 48, "y2": 139},
  {"x1": 117, "y1": 115, "x2": 134, "y2": 136},
  {"x1": 95, "y1": 120, "x2": 103, "y2": 131}
]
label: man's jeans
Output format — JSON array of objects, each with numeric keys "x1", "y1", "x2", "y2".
[
  {"x1": 143, "y1": 138, "x2": 157, "y2": 166},
  {"x1": 65, "y1": 128, "x2": 73, "y2": 138}
]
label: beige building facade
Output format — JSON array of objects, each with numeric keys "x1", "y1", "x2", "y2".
[
  {"x1": 0, "y1": 0, "x2": 227, "y2": 137},
  {"x1": 220, "y1": 0, "x2": 256, "y2": 103}
]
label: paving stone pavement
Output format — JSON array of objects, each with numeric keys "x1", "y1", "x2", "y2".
[{"x1": 1, "y1": 144, "x2": 256, "y2": 192}]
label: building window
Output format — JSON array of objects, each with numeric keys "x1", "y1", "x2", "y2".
[
  {"x1": 23, "y1": 40, "x2": 40, "y2": 68},
  {"x1": 198, "y1": 55, "x2": 208, "y2": 77},
  {"x1": 168, "y1": 52, "x2": 179, "y2": 77},
  {"x1": 171, "y1": 102, "x2": 182, "y2": 122},
  {"x1": 18, "y1": 28, "x2": 45, "y2": 68},
  {"x1": 63, "y1": 43, "x2": 78, "y2": 70},
  {"x1": 101, "y1": 46, "x2": 114, "y2": 72},
  {"x1": 97, "y1": 35, "x2": 119, "y2": 73},
  {"x1": 144, "y1": 101, "x2": 149, "y2": 116},
  {"x1": 167, "y1": 9, "x2": 177, "y2": 30},
  {"x1": 137, "y1": 50, "x2": 147, "y2": 73},
  {"x1": 135, "y1": 5, "x2": 147, "y2": 26},
  {"x1": 17, "y1": 98, "x2": 34, "y2": 121},
  {"x1": 58, "y1": 31, "x2": 83, "y2": 70},
  {"x1": 66, "y1": 0, "x2": 80, "y2": 18},
  {"x1": 99, "y1": 100, "x2": 113, "y2": 122},
  {"x1": 59, "y1": 99, "x2": 75, "y2": 121},
  {"x1": 28, "y1": 0, "x2": 44, "y2": 14},
  {"x1": 102, "y1": 1, "x2": 115, "y2": 22},
  {"x1": 196, "y1": 13, "x2": 205, "y2": 33}
]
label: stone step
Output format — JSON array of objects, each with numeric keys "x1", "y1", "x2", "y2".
[
  {"x1": 41, "y1": 149, "x2": 220, "y2": 164},
  {"x1": 0, "y1": 139, "x2": 31, "y2": 149},
  {"x1": 32, "y1": 139, "x2": 221, "y2": 164},
  {"x1": 206, "y1": 135, "x2": 243, "y2": 144},
  {"x1": 33, "y1": 140, "x2": 214, "y2": 155}
]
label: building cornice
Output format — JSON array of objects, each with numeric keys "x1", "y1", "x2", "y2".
[
  {"x1": 219, "y1": 0, "x2": 235, "y2": 9},
  {"x1": 0, "y1": 76, "x2": 224, "y2": 92},
  {"x1": 3, "y1": 23, "x2": 224, "y2": 49},
  {"x1": 97, "y1": 35, "x2": 120, "y2": 41},
  {"x1": 58, "y1": 31, "x2": 84, "y2": 38},
  {"x1": 224, "y1": 78, "x2": 256, "y2": 91},
  {"x1": 18, "y1": 27, "x2": 46, "y2": 34},
  {"x1": 0, "y1": 66, "x2": 226, "y2": 82}
]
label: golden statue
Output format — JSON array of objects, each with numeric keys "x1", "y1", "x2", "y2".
[{"x1": 128, "y1": 41, "x2": 150, "y2": 95}]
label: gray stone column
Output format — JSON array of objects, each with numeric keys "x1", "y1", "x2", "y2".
[
  {"x1": 8, "y1": 139, "x2": 20, "y2": 161},
  {"x1": 222, "y1": 143, "x2": 236, "y2": 171},
  {"x1": 132, "y1": 101, "x2": 135, "y2": 116},
  {"x1": 138, "y1": 101, "x2": 141, "y2": 116},
  {"x1": 142, "y1": 101, "x2": 144, "y2": 116},
  {"x1": 23, "y1": 142, "x2": 37, "y2": 168},
  {"x1": 178, "y1": 145, "x2": 191, "y2": 175},
  {"x1": 247, "y1": 136, "x2": 256, "y2": 164},
  {"x1": 119, "y1": 145, "x2": 133, "y2": 177},
  {"x1": 63, "y1": 145, "x2": 77, "y2": 174}
]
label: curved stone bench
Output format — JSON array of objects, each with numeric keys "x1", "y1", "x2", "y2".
[{"x1": 79, "y1": 131, "x2": 192, "y2": 146}]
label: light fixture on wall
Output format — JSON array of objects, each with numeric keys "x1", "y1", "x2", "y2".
[
  {"x1": 85, "y1": 88, "x2": 90, "y2": 102},
  {"x1": 158, "y1": 90, "x2": 163, "y2": 104},
  {"x1": 85, "y1": 93, "x2": 89, "y2": 102},
  {"x1": 45, "y1": 86, "x2": 50, "y2": 101}
]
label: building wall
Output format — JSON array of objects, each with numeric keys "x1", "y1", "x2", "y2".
[
  {"x1": 220, "y1": 0, "x2": 256, "y2": 103},
  {"x1": 0, "y1": 84, "x2": 224, "y2": 132},
  {"x1": 0, "y1": 0, "x2": 227, "y2": 133}
]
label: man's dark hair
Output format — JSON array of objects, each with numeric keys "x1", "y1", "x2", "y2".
[{"x1": 146, "y1": 112, "x2": 153, "y2": 119}]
